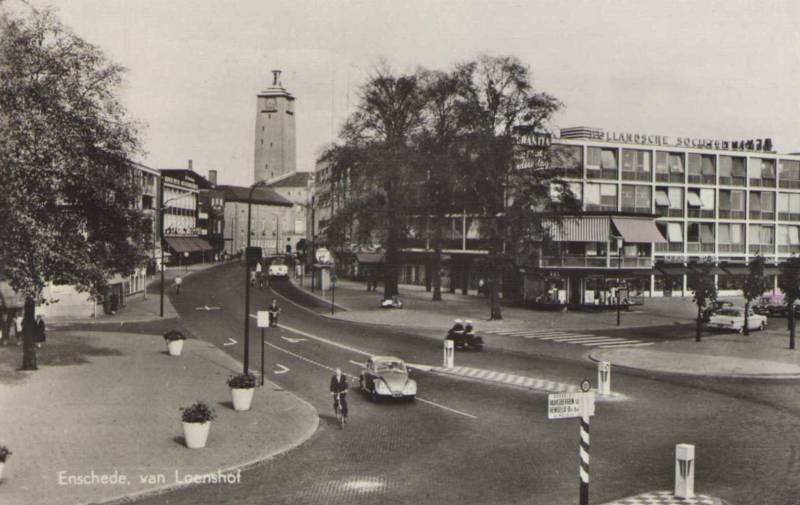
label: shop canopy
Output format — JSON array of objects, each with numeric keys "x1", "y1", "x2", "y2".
[
  {"x1": 164, "y1": 237, "x2": 213, "y2": 253},
  {"x1": 0, "y1": 281, "x2": 25, "y2": 310},
  {"x1": 611, "y1": 217, "x2": 667, "y2": 244},
  {"x1": 655, "y1": 263, "x2": 690, "y2": 276},
  {"x1": 543, "y1": 216, "x2": 610, "y2": 242},
  {"x1": 720, "y1": 263, "x2": 780, "y2": 276}
]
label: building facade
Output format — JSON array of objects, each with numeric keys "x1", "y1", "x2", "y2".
[
  {"x1": 265, "y1": 171, "x2": 312, "y2": 254},
  {"x1": 159, "y1": 165, "x2": 214, "y2": 265},
  {"x1": 254, "y1": 70, "x2": 296, "y2": 184},
  {"x1": 219, "y1": 185, "x2": 294, "y2": 256},
  {"x1": 542, "y1": 126, "x2": 793, "y2": 300}
]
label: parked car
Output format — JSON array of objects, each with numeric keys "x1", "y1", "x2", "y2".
[
  {"x1": 701, "y1": 300, "x2": 734, "y2": 322},
  {"x1": 707, "y1": 307, "x2": 767, "y2": 333},
  {"x1": 359, "y1": 356, "x2": 416, "y2": 401},
  {"x1": 753, "y1": 292, "x2": 799, "y2": 317}
]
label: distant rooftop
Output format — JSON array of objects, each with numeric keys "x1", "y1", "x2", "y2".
[
  {"x1": 266, "y1": 172, "x2": 312, "y2": 188},
  {"x1": 216, "y1": 185, "x2": 293, "y2": 207}
]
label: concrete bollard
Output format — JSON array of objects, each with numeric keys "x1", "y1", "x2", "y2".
[
  {"x1": 674, "y1": 443, "x2": 695, "y2": 499},
  {"x1": 443, "y1": 340, "x2": 454, "y2": 369},
  {"x1": 597, "y1": 361, "x2": 611, "y2": 395}
]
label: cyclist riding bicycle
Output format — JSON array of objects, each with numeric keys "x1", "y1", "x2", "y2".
[{"x1": 329, "y1": 368, "x2": 349, "y2": 423}]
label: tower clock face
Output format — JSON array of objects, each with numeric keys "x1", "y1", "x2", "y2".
[{"x1": 264, "y1": 98, "x2": 277, "y2": 112}]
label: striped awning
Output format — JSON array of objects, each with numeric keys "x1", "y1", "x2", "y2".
[
  {"x1": 611, "y1": 217, "x2": 667, "y2": 244},
  {"x1": 164, "y1": 237, "x2": 213, "y2": 253},
  {"x1": 543, "y1": 216, "x2": 610, "y2": 242}
]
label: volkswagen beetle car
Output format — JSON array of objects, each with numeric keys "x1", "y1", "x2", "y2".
[
  {"x1": 707, "y1": 307, "x2": 767, "y2": 333},
  {"x1": 268, "y1": 262, "x2": 288, "y2": 279},
  {"x1": 359, "y1": 356, "x2": 416, "y2": 401}
]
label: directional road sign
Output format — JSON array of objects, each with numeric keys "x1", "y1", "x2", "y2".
[{"x1": 547, "y1": 392, "x2": 595, "y2": 419}]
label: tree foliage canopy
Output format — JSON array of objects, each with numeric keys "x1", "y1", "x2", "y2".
[{"x1": 0, "y1": 7, "x2": 148, "y2": 300}]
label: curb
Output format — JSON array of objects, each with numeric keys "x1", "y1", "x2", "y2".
[
  {"x1": 56, "y1": 331, "x2": 321, "y2": 505},
  {"x1": 287, "y1": 277, "x2": 349, "y2": 311},
  {"x1": 587, "y1": 350, "x2": 800, "y2": 380}
]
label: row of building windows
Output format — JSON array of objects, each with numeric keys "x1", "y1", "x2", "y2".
[
  {"x1": 554, "y1": 145, "x2": 800, "y2": 187},
  {"x1": 654, "y1": 222, "x2": 800, "y2": 254},
  {"x1": 573, "y1": 182, "x2": 800, "y2": 220}
]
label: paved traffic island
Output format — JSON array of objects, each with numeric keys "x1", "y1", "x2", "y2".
[
  {"x1": 590, "y1": 329, "x2": 800, "y2": 378},
  {"x1": 0, "y1": 331, "x2": 318, "y2": 505}
]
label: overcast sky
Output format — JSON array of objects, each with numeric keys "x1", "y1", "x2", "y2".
[{"x1": 22, "y1": 0, "x2": 800, "y2": 186}]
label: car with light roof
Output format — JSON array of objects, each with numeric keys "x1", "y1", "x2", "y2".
[
  {"x1": 707, "y1": 307, "x2": 767, "y2": 333},
  {"x1": 359, "y1": 356, "x2": 416, "y2": 401}
]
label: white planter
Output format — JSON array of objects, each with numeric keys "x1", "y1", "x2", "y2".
[
  {"x1": 167, "y1": 339, "x2": 184, "y2": 356},
  {"x1": 182, "y1": 421, "x2": 210, "y2": 448},
  {"x1": 0, "y1": 461, "x2": 5, "y2": 481},
  {"x1": 231, "y1": 387, "x2": 255, "y2": 411}
]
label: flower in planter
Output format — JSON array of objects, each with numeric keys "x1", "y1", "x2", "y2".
[
  {"x1": 0, "y1": 446, "x2": 11, "y2": 463},
  {"x1": 181, "y1": 401, "x2": 216, "y2": 423},
  {"x1": 227, "y1": 373, "x2": 257, "y2": 389},
  {"x1": 163, "y1": 330, "x2": 187, "y2": 342}
]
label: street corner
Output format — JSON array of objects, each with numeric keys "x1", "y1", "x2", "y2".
[
  {"x1": 588, "y1": 342, "x2": 800, "y2": 379},
  {"x1": 599, "y1": 490, "x2": 726, "y2": 505}
]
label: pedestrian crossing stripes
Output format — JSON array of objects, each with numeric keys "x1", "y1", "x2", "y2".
[
  {"x1": 479, "y1": 328, "x2": 654, "y2": 349},
  {"x1": 432, "y1": 365, "x2": 579, "y2": 393},
  {"x1": 599, "y1": 490, "x2": 720, "y2": 505}
]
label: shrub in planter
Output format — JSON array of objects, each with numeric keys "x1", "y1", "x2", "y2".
[
  {"x1": 0, "y1": 446, "x2": 11, "y2": 481},
  {"x1": 227, "y1": 373, "x2": 257, "y2": 411},
  {"x1": 163, "y1": 330, "x2": 186, "y2": 356},
  {"x1": 181, "y1": 401, "x2": 216, "y2": 449}
]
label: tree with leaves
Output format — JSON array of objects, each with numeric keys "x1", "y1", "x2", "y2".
[
  {"x1": 741, "y1": 256, "x2": 769, "y2": 336},
  {"x1": 0, "y1": 8, "x2": 148, "y2": 370},
  {"x1": 325, "y1": 64, "x2": 427, "y2": 300},
  {"x1": 778, "y1": 256, "x2": 800, "y2": 350},
  {"x1": 688, "y1": 262, "x2": 717, "y2": 342},
  {"x1": 454, "y1": 55, "x2": 565, "y2": 319}
]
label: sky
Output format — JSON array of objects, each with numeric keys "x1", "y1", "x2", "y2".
[{"x1": 18, "y1": 0, "x2": 800, "y2": 186}]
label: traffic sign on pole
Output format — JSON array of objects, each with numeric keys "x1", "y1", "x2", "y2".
[{"x1": 548, "y1": 383, "x2": 596, "y2": 505}]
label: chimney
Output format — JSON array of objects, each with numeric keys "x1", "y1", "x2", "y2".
[
  {"x1": 208, "y1": 170, "x2": 217, "y2": 185},
  {"x1": 188, "y1": 159, "x2": 193, "y2": 170},
  {"x1": 272, "y1": 69, "x2": 282, "y2": 87}
]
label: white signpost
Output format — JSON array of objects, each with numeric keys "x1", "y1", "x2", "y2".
[
  {"x1": 443, "y1": 340, "x2": 454, "y2": 369},
  {"x1": 597, "y1": 361, "x2": 611, "y2": 396},
  {"x1": 548, "y1": 381, "x2": 595, "y2": 505},
  {"x1": 256, "y1": 311, "x2": 269, "y2": 385}
]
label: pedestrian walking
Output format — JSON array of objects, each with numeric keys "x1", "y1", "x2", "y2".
[
  {"x1": 175, "y1": 276, "x2": 182, "y2": 295},
  {"x1": 13, "y1": 312, "x2": 23, "y2": 345},
  {"x1": 478, "y1": 279, "x2": 485, "y2": 295},
  {"x1": 110, "y1": 292, "x2": 119, "y2": 315},
  {"x1": 35, "y1": 315, "x2": 46, "y2": 348}
]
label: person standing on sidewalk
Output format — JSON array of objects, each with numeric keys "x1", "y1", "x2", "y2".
[
  {"x1": 175, "y1": 276, "x2": 182, "y2": 295},
  {"x1": 35, "y1": 315, "x2": 46, "y2": 348}
]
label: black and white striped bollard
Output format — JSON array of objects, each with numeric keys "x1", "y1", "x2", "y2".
[{"x1": 579, "y1": 413, "x2": 590, "y2": 505}]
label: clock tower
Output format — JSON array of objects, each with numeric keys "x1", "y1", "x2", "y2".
[{"x1": 254, "y1": 70, "x2": 296, "y2": 183}]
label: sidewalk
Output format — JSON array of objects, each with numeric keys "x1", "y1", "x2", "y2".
[
  {"x1": 0, "y1": 330, "x2": 318, "y2": 505},
  {"x1": 46, "y1": 262, "x2": 223, "y2": 325},
  {"x1": 294, "y1": 275, "x2": 800, "y2": 378}
]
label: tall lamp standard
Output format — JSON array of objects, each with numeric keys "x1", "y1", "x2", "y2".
[
  {"x1": 616, "y1": 237, "x2": 623, "y2": 327},
  {"x1": 243, "y1": 180, "x2": 269, "y2": 375}
]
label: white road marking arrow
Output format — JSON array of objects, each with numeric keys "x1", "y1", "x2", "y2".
[
  {"x1": 195, "y1": 305, "x2": 221, "y2": 311},
  {"x1": 274, "y1": 364, "x2": 290, "y2": 374},
  {"x1": 348, "y1": 360, "x2": 365, "y2": 368},
  {"x1": 223, "y1": 338, "x2": 237, "y2": 346},
  {"x1": 280, "y1": 336, "x2": 306, "y2": 344}
]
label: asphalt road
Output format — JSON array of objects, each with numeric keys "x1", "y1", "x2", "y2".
[{"x1": 126, "y1": 263, "x2": 800, "y2": 505}]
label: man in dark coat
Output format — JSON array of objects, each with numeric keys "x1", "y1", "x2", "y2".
[
  {"x1": 329, "y1": 368, "x2": 349, "y2": 421},
  {"x1": 35, "y1": 315, "x2": 46, "y2": 348}
]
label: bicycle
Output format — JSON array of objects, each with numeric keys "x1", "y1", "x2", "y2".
[{"x1": 333, "y1": 392, "x2": 346, "y2": 429}]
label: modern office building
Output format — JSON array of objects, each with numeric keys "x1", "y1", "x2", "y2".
[
  {"x1": 254, "y1": 70, "x2": 296, "y2": 184},
  {"x1": 530, "y1": 126, "x2": 794, "y2": 303}
]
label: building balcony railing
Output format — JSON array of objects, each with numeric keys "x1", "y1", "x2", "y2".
[
  {"x1": 586, "y1": 169, "x2": 618, "y2": 180},
  {"x1": 687, "y1": 209, "x2": 715, "y2": 218},
  {"x1": 687, "y1": 243, "x2": 715, "y2": 253},
  {"x1": 718, "y1": 244, "x2": 746, "y2": 253},
  {"x1": 779, "y1": 245, "x2": 800, "y2": 254},
  {"x1": 585, "y1": 204, "x2": 618, "y2": 212},
  {"x1": 749, "y1": 211, "x2": 776, "y2": 221},
  {"x1": 718, "y1": 209, "x2": 747, "y2": 219},
  {"x1": 655, "y1": 242, "x2": 685, "y2": 253},
  {"x1": 540, "y1": 255, "x2": 652, "y2": 269},
  {"x1": 608, "y1": 257, "x2": 654, "y2": 268},
  {"x1": 779, "y1": 179, "x2": 800, "y2": 189},
  {"x1": 749, "y1": 244, "x2": 775, "y2": 254},
  {"x1": 751, "y1": 177, "x2": 776, "y2": 188},
  {"x1": 779, "y1": 212, "x2": 800, "y2": 222},
  {"x1": 621, "y1": 171, "x2": 652, "y2": 182},
  {"x1": 718, "y1": 176, "x2": 747, "y2": 187}
]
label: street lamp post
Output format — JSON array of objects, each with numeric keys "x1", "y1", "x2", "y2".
[
  {"x1": 331, "y1": 272, "x2": 337, "y2": 315},
  {"x1": 617, "y1": 238, "x2": 623, "y2": 327},
  {"x1": 243, "y1": 180, "x2": 268, "y2": 375}
]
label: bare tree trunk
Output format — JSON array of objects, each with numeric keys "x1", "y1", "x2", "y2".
[
  {"x1": 743, "y1": 301, "x2": 750, "y2": 336},
  {"x1": 696, "y1": 305, "x2": 702, "y2": 342},
  {"x1": 431, "y1": 223, "x2": 443, "y2": 302},
  {"x1": 383, "y1": 227, "x2": 400, "y2": 299},
  {"x1": 21, "y1": 297, "x2": 37, "y2": 371}
]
